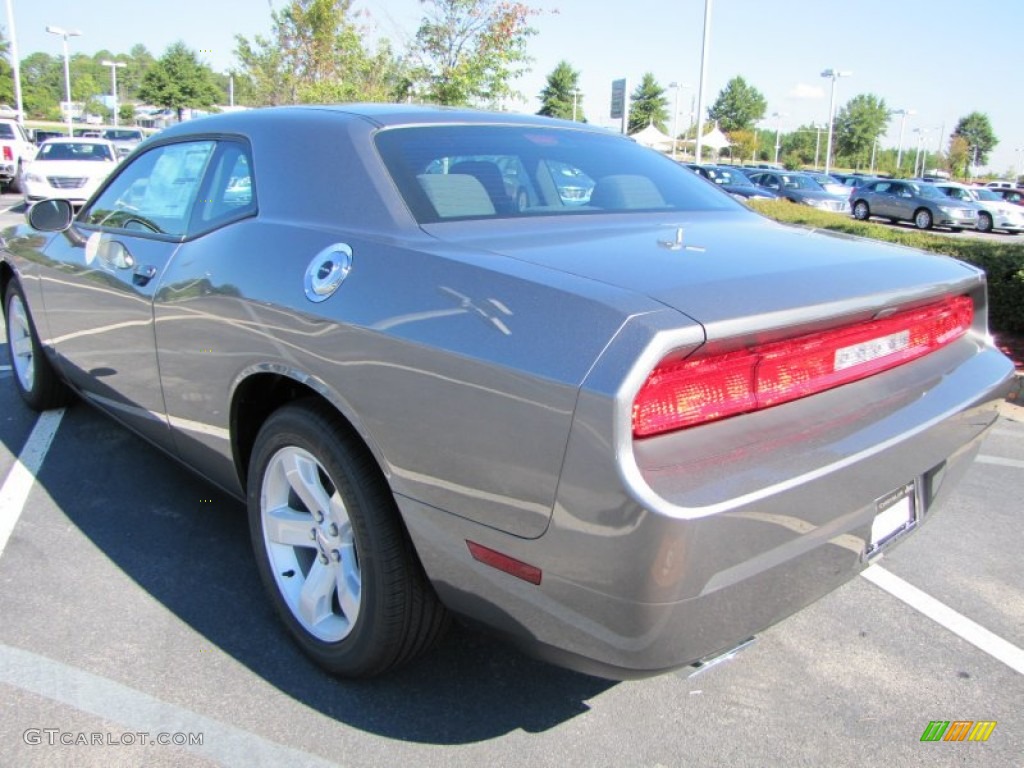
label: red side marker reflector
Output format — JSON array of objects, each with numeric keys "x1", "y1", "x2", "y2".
[
  {"x1": 633, "y1": 294, "x2": 974, "y2": 437},
  {"x1": 466, "y1": 541, "x2": 542, "y2": 585}
]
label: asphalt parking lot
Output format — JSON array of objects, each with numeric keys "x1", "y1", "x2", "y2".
[{"x1": 1, "y1": 192, "x2": 1022, "y2": 767}]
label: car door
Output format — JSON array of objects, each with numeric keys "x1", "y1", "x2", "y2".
[{"x1": 39, "y1": 139, "x2": 216, "y2": 447}]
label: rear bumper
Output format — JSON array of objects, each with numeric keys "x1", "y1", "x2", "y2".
[{"x1": 402, "y1": 335, "x2": 1014, "y2": 679}]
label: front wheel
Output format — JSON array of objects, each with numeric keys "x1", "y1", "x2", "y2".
[
  {"x1": 852, "y1": 200, "x2": 870, "y2": 220},
  {"x1": 247, "y1": 402, "x2": 448, "y2": 677},
  {"x1": 914, "y1": 208, "x2": 933, "y2": 230},
  {"x1": 3, "y1": 281, "x2": 72, "y2": 410},
  {"x1": 977, "y1": 212, "x2": 993, "y2": 233}
]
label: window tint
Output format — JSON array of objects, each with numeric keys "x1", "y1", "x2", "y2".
[
  {"x1": 82, "y1": 141, "x2": 215, "y2": 237},
  {"x1": 375, "y1": 125, "x2": 736, "y2": 223}
]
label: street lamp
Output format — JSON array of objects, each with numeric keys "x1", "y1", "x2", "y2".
[
  {"x1": 46, "y1": 25, "x2": 82, "y2": 136},
  {"x1": 668, "y1": 82, "x2": 690, "y2": 159},
  {"x1": 100, "y1": 59, "x2": 126, "y2": 127},
  {"x1": 820, "y1": 68, "x2": 851, "y2": 175},
  {"x1": 571, "y1": 88, "x2": 580, "y2": 122},
  {"x1": 772, "y1": 111, "x2": 787, "y2": 164},
  {"x1": 4, "y1": 0, "x2": 25, "y2": 125},
  {"x1": 892, "y1": 108, "x2": 916, "y2": 170},
  {"x1": 912, "y1": 127, "x2": 933, "y2": 178}
]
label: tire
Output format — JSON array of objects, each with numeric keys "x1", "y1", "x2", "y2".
[
  {"x1": 914, "y1": 208, "x2": 933, "y2": 230},
  {"x1": 247, "y1": 401, "x2": 448, "y2": 677},
  {"x1": 852, "y1": 200, "x2": 870, "y2": 221},
  {"x1": 3, "y1": 280, "x2": 72, "y2": 410},
  {"x1": 8, "y1": 162, "x2": 23, "y2": 195},
  {"x1": 977, "y1": 212, "x2": 993, "y2": 233},
  {"x1": 515, "y1": 188, "x2": 528, "y2": 212}
]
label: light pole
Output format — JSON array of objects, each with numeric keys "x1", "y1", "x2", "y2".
[
  {"x1": 820, "y1": 68, "x2": 851, "y2": 175},
  {"x1": 668, "y1": 82, "x2": 690, "y2": 159},
  {"x1": 813, "y1": 123, "x2": 823, "y2": 169},
  {"x1": 694, "y1": 0, "x2": 713, "y2": 163},
  {"x1": 100, "y1": 59, "x2": 126, "y2": 127},
  {"x1": 772, "y1": 111, "x2": 787, "y2": 164},
  {"x1": 571, "y1": 88, "x2": 580, "y2": 122},
  {"x1": 1016, "y1": 148, "x2": 1023, "y2": 184},
  {"x1": 912, "y1": 127, "x2": 933, "y2": 178},
  {"x1": 4, "y1": 0, "x2": 25, "y2": 125},
  {"x1": 892, "y1": 108, "x2": 915, "y2": 170},
  {"x1": 46, "y1": 25, "x2": 82, "y2": 136}
]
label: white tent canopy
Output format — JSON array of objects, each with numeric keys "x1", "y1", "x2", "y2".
[
  {"x1": 629, "y1": 122, "x2": 674, "y2": 150},
  {"x1": 701, "y1": 122, "x2": 732, "y2": 151}
]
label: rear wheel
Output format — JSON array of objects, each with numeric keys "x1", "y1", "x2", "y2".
[
  {"x1": 3, "y1": 281, "x2": 72, "y2": 410},
  {"x1": 852, "y1": 200, "x2": 870, "y2": 220},
  {"x1": 914, "y1": 208, "x2": 933, "y2": 230},
  {"x1": 247, "y1": 402, "x2": 448, "y2": 677},
  {"x1": 8, "y1": 162, "x2": 23, "y2": 195},
  {"x1": 977, "y1": 212, "x2": 993, "y2": 233}
]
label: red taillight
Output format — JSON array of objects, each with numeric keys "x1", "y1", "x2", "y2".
[
  {"x1": 2, "y1": 146, "x2": 11, "y2": 162},
  {"x1": 633, "y1": 295, "x2": 974, "y2": 437}
]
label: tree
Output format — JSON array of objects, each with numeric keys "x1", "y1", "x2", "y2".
[
  {"x1": 410, "y1": 0, "x2": 539, "y2": 107},
  {"x1": 728, "y1": 129, "x2": 757, "y2": 163},
  {"x1": 138, "y1": 42, "x2": 222, "y2": 122},
  {"x1": 627, "y1": 72, "x2": 668, "y2": 134},
  {"x1": 780, "y1": 123, "x2": 823, "y2": 167},
  {"x1": 235, "y1": 0, "x2": 405, "y2": 106},
  {"x1": 537, "y1": 60, "x2": 583, "y2": 121},
  {"x1": 947, "y1": 135, "x2": 971, "y2": 180},
  {"x1": 834, "y1": 93, "x2": 889, "y2": 169},
  {"x1": 0, "y1": 29, "x2": 13, "y2": 104},
  {"x1": 952, "y1": 112, "x2": 998, "y2": 169},
  {"x1": 707, "y1": 76, "x2": 766, "y2": 132}
]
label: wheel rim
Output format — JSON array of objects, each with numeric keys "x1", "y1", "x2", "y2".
[
  {"x1": 855, "y1": 202, "x2": 867, "y2": 219},
  {"x1": 980, "y1": 214, "x2": 992, "y2": 232},
  {"x1": 260, "y1": 446, "x2": 361, "y2": 642},
  {"x1": 916, "y1": 211, "x2": 931, "y2": 228},
  {"x1": 7, "y1": 294, "x2": 35, "y2": 393}
]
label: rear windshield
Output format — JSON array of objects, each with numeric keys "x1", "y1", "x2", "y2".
[{"x1": 375, "y1": 125, "x2": 737, "y2": 223}]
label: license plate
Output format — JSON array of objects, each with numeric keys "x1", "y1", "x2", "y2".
[{"x1": 867, "y1": 482, "x2": 917, "y2": 556}]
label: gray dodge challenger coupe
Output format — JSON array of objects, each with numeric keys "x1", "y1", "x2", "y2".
[{"x1": 2, "y1": 105, "x2": 1014, "y2": 679}]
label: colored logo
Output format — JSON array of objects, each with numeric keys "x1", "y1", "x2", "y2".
[{"x1": 920, "y1": 721, "x2": 997, "y2": 742}]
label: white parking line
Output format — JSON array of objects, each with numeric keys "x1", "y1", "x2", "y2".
[
  {"x1": 976, "y1": 455, "x2": 1024, "y2": 469},
  {"x1": 0, "y1": 410, "x2": 64, "y2": 559},
  {"x1": 0, "y1": 643, "x2": 342, "y2": 767},
  {"x1": 862, "y1": 565, "x2": 1024, "y2": 676}
]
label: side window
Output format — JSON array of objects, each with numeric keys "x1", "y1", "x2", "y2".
[
  {"x1": 192, "y1": 142, "x2": 256, "y2": 229},
  {"x1": 82, "y1": 140, "x2": 216, "y2": 237}
]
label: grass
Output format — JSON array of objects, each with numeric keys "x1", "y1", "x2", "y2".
[{"x1": 747, "y1": 199, "x2": 1024, "y2": 334}]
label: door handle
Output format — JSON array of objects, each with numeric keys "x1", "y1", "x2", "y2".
[{"x1": 133, "y1": 265, "x2": 158, "y2": 286}]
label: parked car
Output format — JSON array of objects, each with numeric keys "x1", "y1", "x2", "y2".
[
  {"x1": 686, "y1": 164, "x2": 779, "y2": 201},
  {"x1": 933, "y1": 181, "x2": 1024, "y2": 234},
  {"x1": 21, "y1": 138, "x2": 119, "y2": 207},
  {"x1": 746, "y1": 170, "x2": 851, "y2": 212},
  {"x1": 800, "y1": 171, "x2": 848, "y2": 196},
  {"x1": 32, "y1": 129, "x2": 66, "y2": 147},
  {"x1": 988, "y1": 187, "x2": 1024, "y2": 207},
  {"x1": 0, "y1": 118, "x2": 38, "y2": 193},
  {"x1": 984, "y1": 180, "x2": 1018, "y2": 189},
  {"x1": 850, "y1": 179, "x2": 979, "y2": 231},
  {"x1": 101, "y1": 128, "x2": 146, "y2": 159},
  {"x1": 2, "y1": 106, "x2": 1013, "y2": 680}
]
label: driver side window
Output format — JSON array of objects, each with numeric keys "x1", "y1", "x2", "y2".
[{"x1": 82, "y1": 141, "x2": 216, "y2": 237}]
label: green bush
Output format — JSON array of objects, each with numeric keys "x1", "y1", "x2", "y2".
[{"x1": 748, "y1": 200, "x2": 1024, "y2": 334}]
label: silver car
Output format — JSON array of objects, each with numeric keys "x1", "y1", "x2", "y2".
[
  {"x1": 1, "y1": 106, "x2": 1014, "y2": 679},
  {"x1": 746, "y1": 170, "x2": 851, "y2": 213},
  {"x1": 851, "y1": 179, "x2": 980, "y2": 231}
]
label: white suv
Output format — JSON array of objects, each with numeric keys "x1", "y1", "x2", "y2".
[{"x1": 0, "y1": 119, "x2": 38, "y2": 193}]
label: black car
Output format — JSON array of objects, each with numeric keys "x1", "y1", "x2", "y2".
[{"x1": 686, "y1": 164, "x2": 778, "y2": 200}]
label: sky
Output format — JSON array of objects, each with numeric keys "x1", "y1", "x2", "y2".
[{"x1": 9, "y1": 0, "x2": 1024, "y2": 174}]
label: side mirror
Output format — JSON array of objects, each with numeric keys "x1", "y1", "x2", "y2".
[{"x1": 27, "y1": 199, "x2": 74, "y2": 232}]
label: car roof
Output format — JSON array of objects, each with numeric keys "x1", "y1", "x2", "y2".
[{"x1": 154, "y1": 104, "x2": 605, "y2": 140}]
